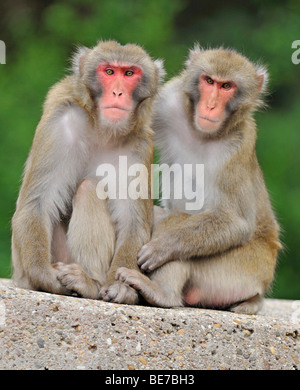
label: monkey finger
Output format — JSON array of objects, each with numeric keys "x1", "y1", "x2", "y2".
[
  {"x1": 140, "y1": 259, "x2": 158, "y2": 272},
  {"x1": 115, "y1": 267, "x2": 146, "y2": 292},
  {"x1": 137, "y1": 256, "x2": 150, "y2": 269},
  {"x1": 137, "y1": 245, "x2": 152, "y2": 266},
  {"x1": 115, "y1": 267, "x2": 129, "y2": 282},
  {"x1": 139, "y1": 259, "x2": 150, "y2": 271},
  {"x1": 115, "y1": 267, "x2": 141, "y2": 285},
  {"x1": 138, "y1": 246, "x2": 160, "y2": 270}
]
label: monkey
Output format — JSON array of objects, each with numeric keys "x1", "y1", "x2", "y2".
[
  {"x1": 116, "y1": 45, "x2": 281, "y2": 314},
  {"x1": 11, "y1": 40, "x2": 165, "y2": 304}
]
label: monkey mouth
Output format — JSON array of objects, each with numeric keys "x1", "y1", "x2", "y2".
[
  {"x1": 198, "y1": 115, "x2": 220, "y2": 123},
  {"x1": 102, "y1": 106, "x2": 129, "y2": 111},
  {"x1": 101, "y1": 106, "x2": 131, "y2": 122}
]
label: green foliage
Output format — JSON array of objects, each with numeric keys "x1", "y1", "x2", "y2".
[{"x1": 0, "y1": 0, "x2": 299, "y2": 298}]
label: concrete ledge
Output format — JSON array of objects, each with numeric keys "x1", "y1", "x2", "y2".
[{"x1": 0, "y1": 279, "x2": 299, "y2": 370}]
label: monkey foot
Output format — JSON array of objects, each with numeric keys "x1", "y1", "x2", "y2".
[
  {"x1": 53, "y1": 262, "x2": 100, "y2": 299},
  {"x1": 115, "y1": 267, "x2": 164, "y2": 306},
  {"x1": 100, "y1": 280, "x2": 139, "y2": 305},
  {"x1": 229, "y1": 294, "x2": 263, "y2": 315}
]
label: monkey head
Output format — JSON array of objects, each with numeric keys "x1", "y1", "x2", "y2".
[
  {"x1": 182, "y1": 45, "x2": 268, "y2": 136},
  {"x1": 71, "y1": 40, "x2": 165, "y2": 133}
]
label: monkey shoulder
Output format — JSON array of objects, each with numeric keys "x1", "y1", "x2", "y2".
[
  {"x1": 34, "y1": 76, "x2": 92, "y2": 142},
  {"x1": 153, "y1": 78, "x2": 188, "y2": 147},
  {"x1": 43, "y1": 76, "x2": 89, "y2": 114},
  {"x1": 155, "y1": 77, "x2": 183, "y2": 114}
]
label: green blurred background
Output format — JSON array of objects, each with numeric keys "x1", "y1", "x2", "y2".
[{"x1": 0, "y1": 0, "x2": 299, "y2": 299}]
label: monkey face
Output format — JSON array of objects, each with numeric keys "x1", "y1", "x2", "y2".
[
  {"x1": 195, "y1": 75, "x2": 237, "y2": 133},
  {"x1": 71, "y1": 41, "x2": 165, "y2": 134},
  {"x1": 97, "y1": 62, "x2": 143, "y2": 123},
  {"x1": 181, "y1": 47, "x2": 267, "y2": 137}
]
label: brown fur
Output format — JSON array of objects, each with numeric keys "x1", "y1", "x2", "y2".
[
  {"x1": 12, "y1": 40, "x2": 164, "y2": 304},
  {"x1": 116, "y1": 46, "x2": 281, "y2": 314}
]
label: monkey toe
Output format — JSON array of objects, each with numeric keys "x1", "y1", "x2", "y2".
[
  {"x1": 229, "y1": 294, "x2": 263, "y2": 315},
  {"x1": 100, "y1": 281, "x2": 138, "y2": 305},
  {"x1": 54, "y1": 262, "x2": 99, "y2": 299}
]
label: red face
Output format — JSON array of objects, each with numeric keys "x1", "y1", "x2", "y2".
[
  {"x1": 196, "y1": 75, "x2": 237, "y2": 132},
  {"x1": 97, "y1": 62, "x2": 143, "y2": 122}
]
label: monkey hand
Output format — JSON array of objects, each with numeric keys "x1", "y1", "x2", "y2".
[
  {"x1": 100, "y1": 281, "x2": 139, "y2": 305},
  {"x1": 138, "y1": 238, "x2": 172, "y2": 272}
]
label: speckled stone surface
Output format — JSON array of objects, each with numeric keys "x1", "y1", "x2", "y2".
[{"x1": 0, "y1": 279, "x2": 299, "y2": 370}]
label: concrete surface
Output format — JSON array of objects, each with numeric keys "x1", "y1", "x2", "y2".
[{"x1": 0, "y1": 278, "x2": 299, "y2": 370}]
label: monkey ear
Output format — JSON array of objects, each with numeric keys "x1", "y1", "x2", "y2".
[
  {"x1": 255, "y1": 64, "x2": 269, "y2": 93},
  {"x1": 154, "y1": 59, "x2": 166, "y2": 83},
  {"x1": 71, "y1": 46, "x2": 91, "y2": 76},
  {"x1": 185, "y1": 43, "x2": 203, "y2": 67}
]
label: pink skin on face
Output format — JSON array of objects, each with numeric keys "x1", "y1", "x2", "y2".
[
  {"x1": 97, "y1": 62, "x2": 143, "y2": 122},
  {"x1": 196, "y1": 75, "x2": 237, "y2": 132}
]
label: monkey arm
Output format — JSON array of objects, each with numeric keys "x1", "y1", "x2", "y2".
[
  {"x1": 138, "y1": 206, "x2": 256, "y2": 272},
  {"x1": 12, "y1": 104, "x2": 89, "y2": 292},
  {"x1": 138, "y1": 139, "x2": 259, "y2": 272}
]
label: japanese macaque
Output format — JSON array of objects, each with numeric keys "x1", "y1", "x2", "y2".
[
  {"x1": 11, "y1": 40, "x2": 165, "y2": 304},
  {"x1": 116, "y1": 45, "x2": 281, "y2": 314}
]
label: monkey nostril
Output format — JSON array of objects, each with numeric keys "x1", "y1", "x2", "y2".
[{"x1": 113, "y1": 91, "x2": 122, "y2": 97}]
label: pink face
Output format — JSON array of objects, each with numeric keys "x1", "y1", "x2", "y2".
[
  {"x1": 196, "y1": 75, "x2": 237, "y2": 132},
  {"x1": 97, "y1": 62, "x2": 143, "y2": 122}
]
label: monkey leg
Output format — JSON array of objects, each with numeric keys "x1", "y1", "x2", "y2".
[
  {"x1": 186, "y1": 237, "x2": 276, "y2": 314},
  {"x1": 51, "y1": 221, "x2": 72, "y2": 264},
  {"x1": 54, "y1": 179, "x2": 115, "y2": 299},
  {"x1": 100, "y1": 235, "x2": 145, "y2": 305},
  {"x1": 11, "y1": 215, "x2": 70, "y2": 295},
  {"x1": 117, "y1": 237, "x2": 276, "y2": 314},
  {"x1": 100, "y1": 205, "x2": 168, "y2": 305}
]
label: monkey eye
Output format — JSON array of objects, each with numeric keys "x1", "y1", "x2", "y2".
[
  {"x1": 206, "y1": 77, "x2": 214, "y2": 85},
  {"x1": 222, "y1": 82, "x2": 232, "y2": 90},
  {"x1": 125, "y1": 70, "x2": 134, "y2": 76},
  {"x1": 105, "y1": 69, "x2": 114, "y2": 75}
]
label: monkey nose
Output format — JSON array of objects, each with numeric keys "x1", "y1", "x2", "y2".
[
  {"x1": 113, "y1": 90, "x2": 123, "y2": 97},
  {"x1": 207, "y1": 101, "x2": 216, "y2": 110}
]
